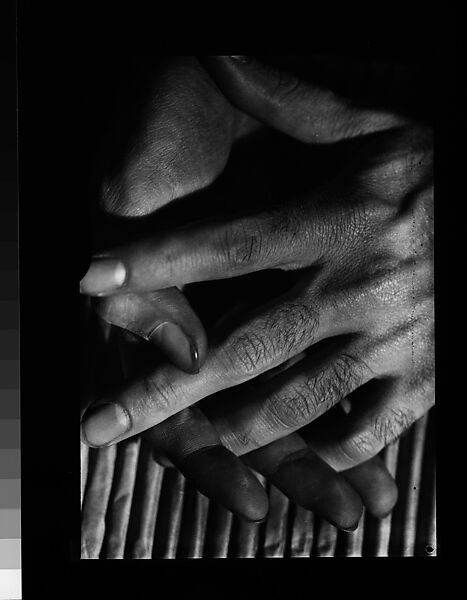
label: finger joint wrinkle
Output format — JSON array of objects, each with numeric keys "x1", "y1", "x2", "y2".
[
  {"x1": 140, "y1": 373, "x2": 178, "y2": 416},
  {"x1": 221, "y1": 219, "x2": 265, "y2": 269},
  {"x1": 372, "y1": 407, "x2": 417, "y2": 447},
  {"x1": 225, "y1": 331, "x2": 274, "y2": 375},
  {"x1": 265, "y1": 301, "x2": 320, "y2": 357}
]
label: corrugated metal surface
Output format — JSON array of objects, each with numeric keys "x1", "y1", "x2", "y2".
[{"x1": 81, "y1": 407, "x2": 436, "y2": 558}]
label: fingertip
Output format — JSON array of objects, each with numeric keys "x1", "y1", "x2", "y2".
[
  {"x1": 270, "y1": 451, "x2": 363, "y2": 531},
  {"x1": 80, "y1": 401, "x2": 131, "y2": 448},
  {"x1": 236, "y1": 471, "x2": 269, "y2": 523},
  {"x1": 367, "y1": 477, "x2": 399, "y2": 519},
  {"x1": 342, "y1": 457, "x2": 399, "y2": 519},
  {"x1": 326, "y1": 477, "x2": 364, "y2": 531},
  {"x1": 148, "y1": 322, "x2": 202, "y2": 375},
  {"x1": 176, "y1": 445, "x2": 269, "y2": 522},
  {"x1": 80, "y1": 257, "x2": 127, "y2": 297}
]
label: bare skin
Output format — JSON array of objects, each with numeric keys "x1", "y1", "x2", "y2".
[{"x1": 80, "y1": 56, "x2": 433, "y2": 526}]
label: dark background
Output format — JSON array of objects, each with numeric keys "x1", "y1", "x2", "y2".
[{"x1": 6, "y1": 2, "x2": 456, "y2": 597}]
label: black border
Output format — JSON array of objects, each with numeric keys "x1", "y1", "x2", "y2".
[{"x1": 12, "y1": 3, "x2": 456, "y2": 597}]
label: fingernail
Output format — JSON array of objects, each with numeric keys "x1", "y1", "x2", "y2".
[
  {"x1": 341, "y1": 523, "x2": 359, "y2": 533},
  {"x1": 228, "y1": 55, "x2": 251, "y2": 64},
  {"x1": 148, "y1": 322, "x2": 200, "y2": 374},
  {"x1": 249, "y1": 515, "x2": 267, "y2": 524},
  {"x1": 79, "y1": 258, "x2": 126, "y2": 296},
  {"x1": 81, "y1": 402, "x2": 131, "y2": 447},
  {"x1": 327, "y1": 519, "x2": 359, "y2": 532}
]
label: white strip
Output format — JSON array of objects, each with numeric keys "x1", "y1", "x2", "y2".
[{"x1": 0, "y1": 569, "x2": 21, "y2": 599}]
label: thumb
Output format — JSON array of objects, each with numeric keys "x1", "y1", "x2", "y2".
[
  {"x1": 92, "y1": 287, "x2": 208, "y2": 375},
  {"x1": 202, "y1": 56, "x2": 407, "y2": 144},
  {"x1": 99, "y1": 56, "x2": 260, "y2": 219}
]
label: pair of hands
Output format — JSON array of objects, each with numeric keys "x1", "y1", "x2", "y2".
[{"x1": 80, "y1": 56, "x2": 434, "y2": 529}]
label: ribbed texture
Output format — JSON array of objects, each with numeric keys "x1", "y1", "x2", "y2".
[{"x1": 81, "y1": 408, "x2": 436, "y2": 558}]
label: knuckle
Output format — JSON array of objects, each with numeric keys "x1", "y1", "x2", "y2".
[
  {"x1": 140, "y1": 372, "x2": 177, "y2": 415},
  {"x1": 372, "y1": 407, "x2": 417, "y2": 447},
  {"x1": 220, "y1": 299, "x2": 320, "y2": 379},
  {"x1": 220, "y1": 428, "x2": 255, "y2": 454},
  {"x1": 217, "y1": 219, "x2": 265, "y2": 270},
  {"x1": 356, "y1": 258, "x2": 412, "y2": 306},
  {"x1": 340, "y1": 429, "x2": 380, "y2": 464},
  {"x1": 269, "y1": 68, "x2": 302, "y2": 105},
  {"x1": 222, "y1": 330, "x2": 274, "y2": 375},
  {"x1": 297, "y1": 354, "x2": 365, "y2": 415},
  {"x1": 332, "y1": 251, "x2": 433, "y2": 321},
  {"x1": 266, "y1": 388, "x2": 313, "y2": 430},
  {"x1": 315, "y1": 198, "x2": 378, "y2": 261},
  {"x1": 379, "y1": 186, "x2": 434, "y2": 259},
  {"x1": 265, "y1": 301, "x2": 320, "y2": 355},
  {"x1": 267, "y1": 205, "x2": 308, "y2": 268},
  {"x1": 264, "y1": 352, "x2": 368, "y2": 430},
  {"x1": 350, "y1": 195, "x2": 388, "y2": 238},
  {"x1": 353, "y1": 126, "x2": 433, "y2": 201},
  {"x1": 325, "y1": 353, "x2": 369, "y2": 399}
]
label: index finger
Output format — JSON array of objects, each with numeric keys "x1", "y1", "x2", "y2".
[{"x1": 79, "y1": 186, "x2": 346, "y2": 297}]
